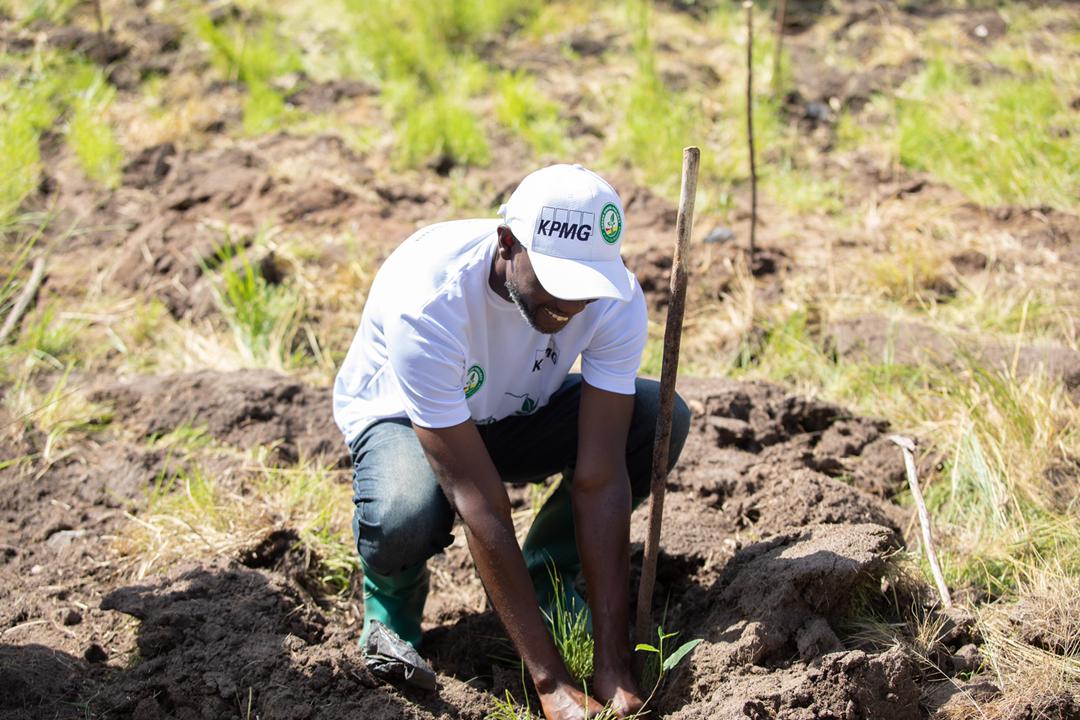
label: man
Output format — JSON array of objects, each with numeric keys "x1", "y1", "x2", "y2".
[{"x1": 333, "y1": 164, "x2": 690, "y2": 720}]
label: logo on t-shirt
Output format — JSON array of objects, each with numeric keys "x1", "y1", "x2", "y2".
[
  {"x1": 532, "y1": 346, "x2": 559, "y2": 372},
  {"x1": 505, "y1": 392, "x2": 538, "y2": 415},
  {"x1": 536, "y1": 207, "x2": 594, "y2": 242},
  {"x1": 465, "y1": 364, "x2": 485, "y2": 398}
]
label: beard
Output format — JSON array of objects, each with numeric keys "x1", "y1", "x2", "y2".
[{"x1": 505, "y1": 279, "x2": 545, "y2": 333}]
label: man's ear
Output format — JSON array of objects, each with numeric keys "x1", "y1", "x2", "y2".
[{"x1": 496, "y1": 225, "x2": 516, "y2": 259}]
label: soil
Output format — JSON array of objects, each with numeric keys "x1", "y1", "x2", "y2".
[
  {"x1": 2, "y1": 372, "x2": 941, "y2": 720},
  {"x1": 3, "y1": 1, "x2": 1078, "y2": 718}
]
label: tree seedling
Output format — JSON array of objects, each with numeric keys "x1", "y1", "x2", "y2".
[{"x1": 635, "y1": 626, "x2": 703, "y2": 704}]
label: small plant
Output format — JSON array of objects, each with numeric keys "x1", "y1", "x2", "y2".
[
  {"x1": 486, "y1": 689, "x2": 536, "y2": 720},
  {"x1": 193, "y1": 13, "x2": 303, "y2": 134},
  {"x1": 542, "y1": 565, "x2": 594, "y2": 686},
  {"x1": 209, "y1": 244, "x2": 304, "y2": 370},
  {"x1": 635, "y1": 626, "x2": 703, "y2": 700},
  {"x1": 66, "y1": 73, "x2": 122, "y2": 188}
]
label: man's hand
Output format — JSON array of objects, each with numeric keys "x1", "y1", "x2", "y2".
[
  {"x1": 592, "y1": 667, "x2": 644, "y2": 717},
  {"x1": 538, "y1": 680, "x2": 606, "y2": 720}
]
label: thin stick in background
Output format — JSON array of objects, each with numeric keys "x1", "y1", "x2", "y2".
[
  {"x1": 744, "y1": 1, "x2": 758, "y2": 257},
  {"x1": 889, "y1": 434, "x2": 954, "y2": 610},
  {"x1": 772, "y1": 0, "x2": 787, "y2": 96},
  {"x1": 635, "y1": 146, "x2": 700, "y2": 650},
  {"x1": 92, "y1": 0, "x2": 105, "y2": 36},
  {"x1": 0, "y1": 257, "x2": 46, "y2": 345}
]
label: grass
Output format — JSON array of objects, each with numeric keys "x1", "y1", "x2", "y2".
[
  {"x1": 118, "y1": 461, "x2": 357, "y2": 593},
  {"x1": 495, "y1": 71, "x2": 567, "y2": 157},
  {"x1": 0, "y1": 51, "x2": 123, "y2": 222},
  {"x1": 3, "y1": 364, "x2": 112, "y2": 461},
  {"x1": 896, "y1": 57, "x2": 1078, "y2": 211},
  {"x1": 542, "y1": 567, "x2": 594, "y2": 686},
  {"x1": 339, "y1": 0, "x2": 543, "y2": 169},
  {"x1": 193, "y1": 12, "x2": 304, "y2": 134},
  {"x1": 209, "y1": 244, "x2": 306, "y2": 371}
]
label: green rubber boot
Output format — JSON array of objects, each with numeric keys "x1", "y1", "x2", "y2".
[
  {"x1": 522, "y1": 478, "x2": 650, "y2": 632},
  {"x1": 360, "y1": 559, "x2": 429, "y2": 650},
  {"x1": 521, "y1": 479, "x2": 591, "y2": 630}
]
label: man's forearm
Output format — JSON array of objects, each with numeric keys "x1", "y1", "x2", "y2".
[
  {"x1": 413, "y1": 422, "x2": 573, "y2": 693},
  {"x1": 457, "y1": 501, "x2": 568, "y2": 690},
  {"x1": 572, "y1": 471, "x2": 633, "y2": 672}
]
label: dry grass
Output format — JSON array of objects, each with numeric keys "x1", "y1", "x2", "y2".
[{"x1": 115, "y1": 460, "x2": 356, "y2": 593}]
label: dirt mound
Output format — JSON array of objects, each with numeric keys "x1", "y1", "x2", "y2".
[
  {"x1": 825, "y1": 315, "x2": 1080, "y2": 398},
  {"x1": 675, "y1": 378, "x2": 908, "y2": 502},
  {"x1": 731, "y1": 468, "x2": 901, "y2": 537},
  {"x1": 96, "y1": 559, "x2": 490, "y2": 720},
  {"x1": 92, "y1": 370, "x2": 344, "y2": 466},
  {"x1": 0, "y1": 644, "x2": 87, "y2": 716},
  {"x1": 660, "y1": 524, "x2": 915, "y2": 719}
]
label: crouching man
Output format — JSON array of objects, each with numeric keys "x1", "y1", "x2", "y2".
[{"x1": 332, "y1": 164, "x2": 690, "y2": 720}]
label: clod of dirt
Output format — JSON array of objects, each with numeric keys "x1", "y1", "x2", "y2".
[
  {"x1": 285, "y1": 79, "x2": 377, "y2": 112},
  {"x1": 92, "y1": 371, "x2": 344, "y2": 466},
  {"x1": 0, "y1": 644, "x2": 84, "y2": 711},
  {"x1": 46, "y1": 27, "x2": 130, "y2": 65},
  {"x1": 676, "y1": 378, "x2": 908, "y2": 504},
  {"x1": 662, "y1": 524, "x2": 913, "y2": 718},
  {"x1": 732, "y1": 468, "x2": 902, "y2": 537},
  {"x1": 98, "y1": 559, "x2": 492, "y2": 720}
]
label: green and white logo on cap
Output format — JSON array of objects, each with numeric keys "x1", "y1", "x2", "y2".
[{"x1": 599, "y1": 203, "x2": 622, "y2": 244}]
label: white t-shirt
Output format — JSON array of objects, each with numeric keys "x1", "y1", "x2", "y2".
[{"x1": 332, "y1": 219, "x2": 648, "y2": 444}]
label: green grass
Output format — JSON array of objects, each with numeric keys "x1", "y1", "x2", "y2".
[
  {"x1": 67, "y1": 73, "x2": 123, "y2": 188},
  {"x1": 0, "y1": 51, "x2": 124, "y2": 219},
  {"x1": 120, "y1": 461, "x2": 357, "y2": 592},
  {"x1": 897, "y1": 56, "x2": 1079, "y2": 210},
  {"x1": 542, "y1": 567, "x2": 594, "y2": 686},
  {"x1": 193, "y1": 13, "x2": 304, "y2": 134},
  {"x1": 607, "y1": 0, "x2": 704, "y2": 196},
  {"x1": 384, "y1": 73, "x2": 491, "y2": 169},
  {"x1": 340, "y1": 0, "x2": 543, "y2": 169},
  {"x1": 495, "y1": 71, "x2": 567, "y2": 157},
  {"x1": 2, "y1": 0, "x2": 81, "y2": 25},
  {"x1": 734, "y1": 309, "x2": 1080, "y2": 600},
  {"x1": 3, "y1": 364, "x2": 112, "y2": 461},
  {"x1": 210, "y1": 245, "x2": 305, "y2": 370}
]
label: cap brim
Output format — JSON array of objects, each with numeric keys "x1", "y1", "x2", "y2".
[{"x1": 528, "y1": 253, "x2": 634, "y2": 302}]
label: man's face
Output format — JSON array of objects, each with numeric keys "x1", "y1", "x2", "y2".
[{"x1": 504, "y1": 240, "x2": 592, "y2": 334}]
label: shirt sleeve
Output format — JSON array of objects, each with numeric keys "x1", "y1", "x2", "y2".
[
  {"x1": 580, "y1": 274, "x2": 648, "y2": 395},
  {"x1": 385, "y1": 308, "x2": 472, "y2": 429}
]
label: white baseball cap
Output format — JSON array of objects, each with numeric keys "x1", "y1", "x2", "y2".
[{"x1": 498, "y1": 164, "x2": 632, "y2": 302}]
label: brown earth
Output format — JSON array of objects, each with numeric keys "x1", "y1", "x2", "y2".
[
  {"x1": 3, "y1": 1, "x2": 1078, "y2": 718},
  {"x1": 2, "y1": 372, "x2": 958, "y2": 720}
]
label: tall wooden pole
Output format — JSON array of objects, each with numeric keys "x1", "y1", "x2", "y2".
[
  {"x1": 744, "y1": 1, "x2": 758, "y2": 257},
  {"x1": 634, "y1": 147, "x2": 700, "y2": 648}
]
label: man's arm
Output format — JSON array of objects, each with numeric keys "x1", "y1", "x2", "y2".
[
  {"x1": 573, "y1": 380, "x2": 643, "y2": 716},
  {"x1": 412, "y1": 421, "x2": 603, "y2": 720}
]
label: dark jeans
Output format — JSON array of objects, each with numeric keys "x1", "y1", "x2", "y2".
[{"x1": 348, "y1": 375, "x2": 691, "y2": 575}]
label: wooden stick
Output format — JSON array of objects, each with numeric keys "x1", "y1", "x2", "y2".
[
  {"x1": 889, "y1": 435, "x2": 953, "y2": 609},
  {"x1": 772, "y1": 0, "x2": 787, "y2": 96},
  {"x1": 635, "y1": 147, "x2": 700, "y2": 649},
  {"x1": 744, "y1": 1, "x2": 758, "y2": 257},
  {"x1": 0, "y1": 257, "x2": 46, "y2": 345},
  {"x1": 92, "y1": 0, "x2": 105, "y2": 36}
]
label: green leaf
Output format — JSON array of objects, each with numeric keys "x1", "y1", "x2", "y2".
[
  {"x1": 661, "y1": 639, "x2": 703, "y2": 672},
  {"x1": 634, "y1": 643, "x2": 659, "y2": 654}
]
